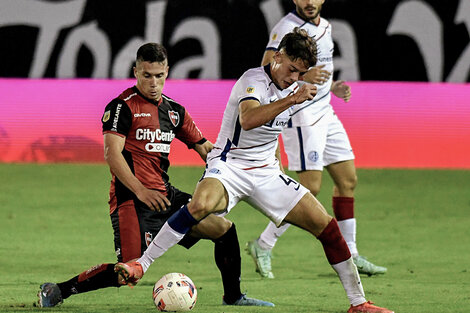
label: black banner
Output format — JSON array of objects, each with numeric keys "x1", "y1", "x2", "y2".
[{"x1": 0, "y1": 0, "x2": 469, "y2": 81}]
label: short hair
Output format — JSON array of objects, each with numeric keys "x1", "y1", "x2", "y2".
[
  {"x1": 136, "y1": 43, "x2": 168, "y2": 64},
  {"x1": 278, "y1": 28, "x2": 317, "y2": 68}
]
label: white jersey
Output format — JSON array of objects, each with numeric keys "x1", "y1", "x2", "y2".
[
  {"x1": 208, "y1": 66, "x2": 291, "y2": 167},
  {"x1": 267, "y1": 11, "x2": 334, "y2": 126}
]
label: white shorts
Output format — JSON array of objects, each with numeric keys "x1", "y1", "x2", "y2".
[
  {"x1": 282, "y1": 110, "x2": 355, "y2": 171},
  {"x1": 202, "y1": 158, "x2": 309, "y2": 226}
]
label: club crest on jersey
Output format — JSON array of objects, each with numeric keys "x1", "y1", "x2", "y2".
[
  {"x1": 168, "y1": 110, "x2": 180, "y2": 127},
  {"x1": 145, "y1": 232, "x2": 153, "y2": 247},
  {"x1": 102, "y1": 110, "x2": 110, "y2": 122}
]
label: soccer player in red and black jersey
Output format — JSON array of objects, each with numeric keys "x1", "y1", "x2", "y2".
[{"x1": 37, "y1": 43, "x2": 273, "y2": 307}]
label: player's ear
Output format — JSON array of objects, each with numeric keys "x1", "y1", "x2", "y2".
[
  {"x1": 133, "y1": 66, "x2": 138, "y2": 79},
  {"x1": 273, "y1": 51, "x2": 282, "y2": 64}
]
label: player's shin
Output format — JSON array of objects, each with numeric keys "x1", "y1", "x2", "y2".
[
  {"x1": 213, "y1": 223, "x2": 242, "y2": 304},
  {"x1": 333, "y1": 196, "x2": 358, "y2": 256},
  {"x1": 317, "y1": 218, "x2": 366, "y2": 306},
  {"x1": 138, "y1": 205, "x2": 198, "y2": 272},
  {"x1": 57, "y1": 263, "x2": 119, "y2": 299}
]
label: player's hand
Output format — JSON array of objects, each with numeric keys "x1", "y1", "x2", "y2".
[
  {"x1": 331, "y1": 80, "x2": 351, "y2": 102},
  {"x1": 292, "y1": 83, "x2": 317, "y2": 105},
  {"x1": 136, "y1": 188, "x2": 171, "y2": 212},
  {"x1": 300, "y1": 65, "x2": 331, "y2": 85}
]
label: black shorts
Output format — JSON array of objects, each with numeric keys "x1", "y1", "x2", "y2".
[{"x1": 110, "y1": 185, "x2": 200, "y2": 262}]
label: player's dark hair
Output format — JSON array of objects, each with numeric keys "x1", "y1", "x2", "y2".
[
  {"x1": 136, "y1": 43, "x2": 168, "y2": 63},
  {"x1": 278, "y1": 27, "x2": 317, "y2": 68}
]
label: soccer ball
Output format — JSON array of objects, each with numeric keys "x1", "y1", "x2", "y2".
[{"x1": 152, "y1": 273, "x2": 197, "y2": 312}]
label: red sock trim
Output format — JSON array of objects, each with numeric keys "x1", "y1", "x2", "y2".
[
  {"x1": 77, "y1": 263, "x2": 109, "y2": 283},
  {"x1": 332, "y1": 196, "x2": 354, "y2": 221},
  {"x1": 317, "y1": 219, "x2": 351, "y2": 264}
]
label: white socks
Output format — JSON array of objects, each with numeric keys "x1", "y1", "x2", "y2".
[
  {"x1": 337, "y1": 218, "x2": 358, "y2": 257},
  {"x1": 258, "y1": 222, "x2": 291, "y2": 250},
  {"x1": 138, "y1": 222, "x2": 185, "y2": 272},
  {"x1": 332, "y1": 257, "x2": 366, "y2": 306}
]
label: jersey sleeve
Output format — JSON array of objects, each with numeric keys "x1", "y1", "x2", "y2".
[
  {"x1": 237, "y1": 74, "x2": 267, "y2": 105},
  {"x1": 175, "y1": 110, "x2": 205, "y2": 148},
  {"x1": 266, "y1": 19, "x2": 292, "y2": 51},
  {"x1": 102, "y1": 98, "x2": 132, "y2": 137}
]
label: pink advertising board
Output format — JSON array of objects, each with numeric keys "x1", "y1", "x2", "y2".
[{"x1": 0, "y1": 79, "x2": 469, "y2": 168}]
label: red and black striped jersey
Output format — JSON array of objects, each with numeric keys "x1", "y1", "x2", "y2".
[{"x1": 102, "y1": 86, "x2": 205, "y2": 213}]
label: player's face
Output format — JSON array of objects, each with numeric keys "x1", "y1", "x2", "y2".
[
  {"x1": 294, "y1": 0, "x2": 324, "y2": 22},
  {"x1": 134, "y1": 60, "x2": 169, "y2": 102},
  {"x1": 271, "y1": 51, "x2": 309, "y2": 89}
]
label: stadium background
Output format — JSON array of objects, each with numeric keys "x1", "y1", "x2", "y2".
[{"x1": 1, "y1": 0, "x2": 469, "y2": 168}]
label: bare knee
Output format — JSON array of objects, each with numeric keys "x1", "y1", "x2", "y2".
[
  {"x1": 333, "y1": 174, "x2": 357, "y2": 196},
  {"x1": 298, "y1": 173, "x2": 322, "y2": 196}
]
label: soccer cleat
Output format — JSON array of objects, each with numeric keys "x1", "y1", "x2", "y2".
[
  {"x1": 37, "y1": 283, "x2": 63, "y2": 307},
  {"x1": 354, "y1": 255, "x2": 387, "y2": 276},
  {"x1": 348, "y1": 300, "x2": 394, "y2": 313},
  {"x1": 114, "y1": 261, "x2": 144, "y2": 286},
  {"x1": 223, "y1": 293, "x2": 275, "y2": 307},
  {"x1": 245, "y1": 240, "x2": 274, "y2": 278}
]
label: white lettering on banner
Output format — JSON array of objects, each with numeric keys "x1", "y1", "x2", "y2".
[
  {"x1": 0, "y1": 0, "x2": 87, "y2": 78},
  {"x1": 145, "y1": 143, "x2": 171, "y2": 153},
  {"x1": 387, "y1": 0, "x2": 470, "y2": 82},
  {"x1": 136, "y1": 129, "x2": 176, "y2": 142},
  {"x1": 448, "y1": 0, "x2": 470, "y2": 82},
  {"x1": 57, "y1": 21, "x2": 111, "y2": 78},
  {"x1": 112, "y1": 0, "x2": 166, "y2": 78},
  {"x1": 330, "y1": 19, "x2": 360, "y2": 81},
  {"x1": 168, "y1": 18, "x2": 220, "y2": 79},
  {"x1": 1, "y1": 0, "x2": 469, "y2": 81},
  {"x1": 387, "y1": 1, "x2": 443, "y2": 82}
]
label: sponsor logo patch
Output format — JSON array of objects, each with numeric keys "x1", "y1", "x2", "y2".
[
  {"x1": 246, "y1": 86, "x2": 255, "y2": 93},
  {"x1": 145, "y1": 143, "x2": 171, "y2": 153},
  {"x1": 272, "y1": 33, "x2": 277, "y2": 41},
  {"x1": 134, "y1": 112, "x2": 151, "y2": 118}
]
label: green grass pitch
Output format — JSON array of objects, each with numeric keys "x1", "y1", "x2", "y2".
[{"x1": 1, "y1": 164, "x2": 469, "y2": 312}]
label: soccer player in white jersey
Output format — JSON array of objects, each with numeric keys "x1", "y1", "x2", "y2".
[
  {"x1": 114, "y1": 29, "x2": 394, "y2": 313},
  {"x1": 246, "y1": 0, "x2": 387, "y2": 279}
]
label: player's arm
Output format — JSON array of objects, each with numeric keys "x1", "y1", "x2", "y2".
[
  {"x1": 103, "y1": 133, "x2": 170, "y2": 211},
  {"x1": 239, "y1": 83, "x2": 317, "y2": 131},
  {"x1": 193, "y1": 139, "x2": 213, "y2": 162},
  {"x1": 331, "y1": 80, "x2": 351, "y2": 102}
]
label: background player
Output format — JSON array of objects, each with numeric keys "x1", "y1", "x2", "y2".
[
  {"x1": 246, "y1": 0, "x2": 387, "y2": 279},
  {"x1": 116, "y1": 29, "x2": 394, "y2": 313},
  {"x1": 37, "y1": 43, "x2": 272, "y2": 308}
]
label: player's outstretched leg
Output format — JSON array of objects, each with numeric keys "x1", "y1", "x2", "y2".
[
  {"x1": 245, "y1": 240, "x2": 274, "y2": 278},
  {"x1": 223, "y1": 293, "x2": 275, "y2": 307},
  {"x1": 36, "y1": 283, "x2": 63, "y2": 307},
  {"x1": 114, "y1": 261, "x2": 143, "y2": 286}
]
